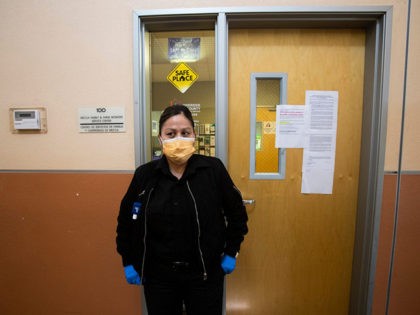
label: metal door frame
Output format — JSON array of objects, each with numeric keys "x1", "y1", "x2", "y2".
[{"x1": 133, "y1": 6, "x2": 393, "y2": 314}]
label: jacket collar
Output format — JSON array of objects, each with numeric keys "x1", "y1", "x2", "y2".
[{"x1": 155, "y1": 154, "x2": 212, "y2": 178}]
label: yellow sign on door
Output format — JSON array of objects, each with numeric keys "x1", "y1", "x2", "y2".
[{"x1": 166, "y1": 62, "x2": 199, "y2": 93}]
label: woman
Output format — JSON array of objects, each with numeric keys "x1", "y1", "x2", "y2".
[{"x1": 116, "y1": 104, "x2": 248, "y2": 315}]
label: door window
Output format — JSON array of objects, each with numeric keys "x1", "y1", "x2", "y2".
[
  {"x1": 250, "y1": 73, "x2": 287, "y2": 179},
  {"x1": 149, "y1": 30, "x2": 216, "y2": 160}
]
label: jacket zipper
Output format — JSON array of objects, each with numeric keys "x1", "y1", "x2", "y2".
[
  {"x1": 186, "y1": 180, "x2": 208, "y2": 280},
  {"x1": 140, "y1": 187, "x2": 154, "y2": 282}
]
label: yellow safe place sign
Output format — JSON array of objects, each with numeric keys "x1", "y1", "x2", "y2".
[{"x1": 167, "y1": 62, "x2": 199, "y2": 93}]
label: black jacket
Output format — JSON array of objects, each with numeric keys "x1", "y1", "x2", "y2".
[{"x1": 116, "y1": 154, "x2": 248, "y2": 280}]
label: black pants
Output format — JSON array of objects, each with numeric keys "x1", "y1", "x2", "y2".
[{"x1": 143, "y1": 262, "x2": 224, "y2": 315}]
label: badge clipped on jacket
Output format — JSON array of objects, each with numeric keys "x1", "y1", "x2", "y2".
[{"x1": 132, "y1": 202, "x2": 141, "y2": 220}]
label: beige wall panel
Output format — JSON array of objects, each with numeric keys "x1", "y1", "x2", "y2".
[
  {"x1": 0, "y1": 0, "x2": 415, "y2": 171},
  {"x1": 402, "y1": 0, "x2": 420, "y2": 171},
  {"x1": 0, "y1": 1, "x2": 135, "y2": 170}
]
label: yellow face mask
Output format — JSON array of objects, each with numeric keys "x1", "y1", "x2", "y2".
[{"x1": 161, "y1": 137, "x2": 196, "y2": 165}]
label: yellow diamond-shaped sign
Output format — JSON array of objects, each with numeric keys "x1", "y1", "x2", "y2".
[{"x1": 167, "y1": 62, "x2": 199, "y2": 93}]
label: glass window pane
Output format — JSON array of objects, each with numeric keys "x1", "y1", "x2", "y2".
[
  {"x1": 149, "y1": 30, "x2": 215, "y2": 160},
  {"x1": 256, "y1": 79, "x2": 280, "y2": 173},
  {"x1": 250, "y1": 73, "x2": 287, "y2": 179}
]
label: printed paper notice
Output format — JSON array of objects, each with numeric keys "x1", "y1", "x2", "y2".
[
  {"x1": 275, "y1": 105, "x2": 306, "y2": 148},
  {"x1": 301, "y1": 91, "x2": 338, "y2": 194}
]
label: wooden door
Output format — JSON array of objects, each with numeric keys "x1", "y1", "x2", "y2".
[{"x1": 227, "y1": 29, "x2": 365, "y2": 314}]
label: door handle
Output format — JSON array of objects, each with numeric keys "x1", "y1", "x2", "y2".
[{"x1": 243, "y1": 199, "x2": 255, "y2": 205}]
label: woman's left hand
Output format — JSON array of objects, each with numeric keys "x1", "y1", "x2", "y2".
[{"x1": 221, "y1": 254, "x2": 236, "y2": 274}]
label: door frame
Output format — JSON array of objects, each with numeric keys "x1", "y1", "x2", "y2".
[{"x1": 133, "y1": 6, "x2": 393, "y2": 314}]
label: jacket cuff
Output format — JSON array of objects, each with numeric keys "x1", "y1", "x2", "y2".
[
  {"x1": 224, "y1": 246, "x2": 239, "y2": 258},
  {"x1": 122, "y1": 256, "x2": 132, "y2": 267}
]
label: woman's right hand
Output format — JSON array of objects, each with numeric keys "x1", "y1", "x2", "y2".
[{"x1": 124, "y1": 265, "x2": 141, "y2": 285}]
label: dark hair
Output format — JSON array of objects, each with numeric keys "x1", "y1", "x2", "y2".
[{"x1": 159, "y1": 104, "x2": 195, "y2": 135}]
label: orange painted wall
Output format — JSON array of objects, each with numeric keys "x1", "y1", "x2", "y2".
[
  {"x1": 386, "y1": 175, "x2": 420, "y2": 314},
  {"x1": 373, "y1": 174, "x2": 397, "y2": 315},
  {"x1": 1, "y1": 172, "x2": 419, "y2": 314},
  {"x1": 373, "y1": 174, "x2": 420, "y2": 315},
  {"x1": 0, "y1": 173, "x2": 140, "y2": 314}
]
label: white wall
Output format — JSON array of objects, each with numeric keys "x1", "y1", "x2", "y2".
[{"x1": 0, "y1": 0, "x2": 417, "y2": 171}]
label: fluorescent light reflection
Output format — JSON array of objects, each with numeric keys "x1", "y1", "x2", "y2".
[
  {"x1": 170, "y1": 58, "x2": 199, "y2": 63},
  {"x1": 226, "y1": 301, "x2": 250, "y2": 311}
]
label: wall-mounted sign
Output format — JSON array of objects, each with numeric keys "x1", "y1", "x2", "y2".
[
  {"x1": 263, "y1": 121, "x2": 276, "y2": 134},
  {"x1": 79, "y1": 107, "x2": 125, "y2": 133},
  {"x1": 168, "y1": 38, "x2": 200, "y2": 62},
  {"x1": 166, "y1": 62, "x2": 199, "y2": 93}
]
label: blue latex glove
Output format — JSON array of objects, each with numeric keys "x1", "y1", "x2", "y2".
[
  {"x1": 124, "y1": 265, "x2": 141, "y2": 285},
  {"x1": 221, "y1": 254, "x2": 236, "y2": 274}
]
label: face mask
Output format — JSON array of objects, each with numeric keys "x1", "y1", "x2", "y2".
[{"x1": 161, "y1": 137, "x2": 196, "y2": 165}]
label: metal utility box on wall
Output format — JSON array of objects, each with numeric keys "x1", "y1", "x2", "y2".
[
  {"x1": 9, "y1": 107, "x2": 47, "y2": 134},
  {"x1": 13, "y1": 109, "x2": 41, "y2": 130}
]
